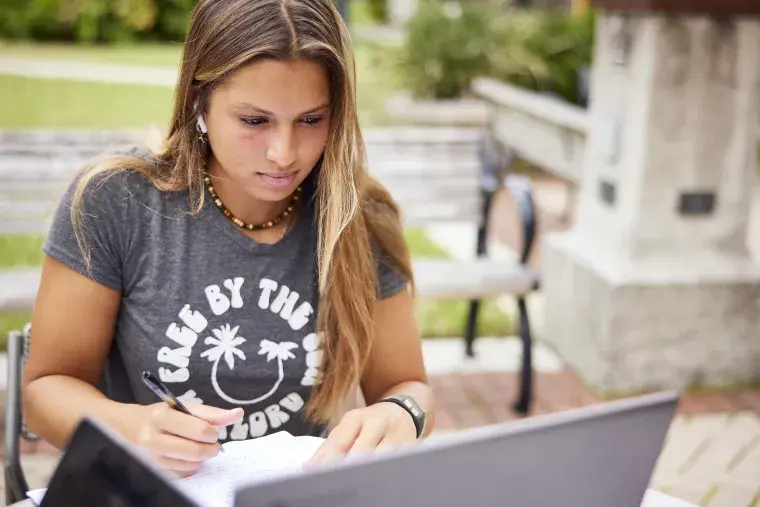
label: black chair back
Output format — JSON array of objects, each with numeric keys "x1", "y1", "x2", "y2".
[{"x1": 3, "y1": 325, "x2": 135, "y2": 505}]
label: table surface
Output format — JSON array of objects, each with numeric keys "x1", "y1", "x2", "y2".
[{"x1": 13, "y1": 488, "x2": 698, "y2": 507}]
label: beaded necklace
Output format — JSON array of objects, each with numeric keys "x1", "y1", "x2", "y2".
[{"x1": 204, "y1": 175, "x2": 302, "y2": 231}]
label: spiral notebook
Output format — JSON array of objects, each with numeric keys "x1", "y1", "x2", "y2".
[{"x1": 27, "y1": 430, "x2": 325, "y2": 507}]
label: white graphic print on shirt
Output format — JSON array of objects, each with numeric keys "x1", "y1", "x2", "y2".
[{"x1": 155, "y1": 275, "x2": 323, "y2": 441}]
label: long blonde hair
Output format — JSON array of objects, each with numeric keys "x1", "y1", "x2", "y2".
[{"x1": 69, "y1": 0, "x2": 414, "y2": 424}]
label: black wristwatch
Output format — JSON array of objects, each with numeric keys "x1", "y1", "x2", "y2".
[{"x1": 378, "y1": 395, "x2": 426, "y2": 439}]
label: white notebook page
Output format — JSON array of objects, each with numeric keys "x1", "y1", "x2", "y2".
[{"x1": 176, "y1": 432, "x2": 325, "y2": 507}]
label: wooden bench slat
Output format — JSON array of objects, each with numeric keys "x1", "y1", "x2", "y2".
[
  {"x1": 0, "y1": 181, "x2": 68, "y2": 196},
  {"x1": 0, "y1": 200, "x2": 482, "y2": 231},
  {"x1": 384, "y1": 187, "x2": 479, "y2": 207},
  {"x1": 412, "y1": 259, "x2": 537, "y2": 299},
  {"x1": 368, "y1": 160, "x2": 479, "y2": 177},
  {"x1": 0, "y1": 127, "x2": 481, "y2": 145},
  {"x1": 366, "y1": 148, "x2": 479, "y2": 161},
  {"x1": 0, "y1": 268, "x2": 41, "y2": 312},
  {"x1": 0, "y1": 220, "x2": 50, "y2": 235},
  {"x1": 1, "y1": 157, "x2": 481, "y2": 180},
  {"x1": 400, "y1": 201, "x2": 481, "y2": 224},
  {"x1": 0, "y1": 258, "x2": 537, "y2": 313},
  {"x1": 0, "y1": 200, "x2": 58, "y2": 216}
]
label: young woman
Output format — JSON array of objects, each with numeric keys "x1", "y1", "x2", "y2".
[{"x1": 22, "y1": 0, "x2": 434, "y2": 477}]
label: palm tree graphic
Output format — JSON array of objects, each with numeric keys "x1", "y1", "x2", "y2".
[{"x1": 200, "y1": 324, "x2": 298, "y2": 405}]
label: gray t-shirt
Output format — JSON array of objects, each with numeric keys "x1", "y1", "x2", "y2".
[{"x1": 43, "y1": 153, "x2": 407, "y2": 442}]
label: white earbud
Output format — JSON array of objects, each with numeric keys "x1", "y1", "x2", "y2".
[{"x1": 197, "y1": 115, "x2": 208, "y2": 134}]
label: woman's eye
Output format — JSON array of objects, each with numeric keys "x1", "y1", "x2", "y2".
[
  {"x1": 240, "y1": 117, "x2": 267, "y2": 127},
  {"x1": 301, "y1": 116, "x2": 322, "y2": 126}
]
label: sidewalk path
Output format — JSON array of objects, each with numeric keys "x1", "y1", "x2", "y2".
[{"x1": 0, "y1": 57, "x2": 177, "y2": 86}]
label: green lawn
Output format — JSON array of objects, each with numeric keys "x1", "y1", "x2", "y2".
[
  {"x1": 0, "y1": 235, "x2": 44, "y2": 268},
  {"x1": 0, "y1": 74, "x2": 173, "y2": 129}
]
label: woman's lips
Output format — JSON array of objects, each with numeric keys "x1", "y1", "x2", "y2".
[{"x1": 257, "y1": 171, "x2": 297, "y2": 188}]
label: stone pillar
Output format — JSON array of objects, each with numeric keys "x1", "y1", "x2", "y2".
[{"x1": 541, "y1": 0, "x2": 760, "y2": 394}]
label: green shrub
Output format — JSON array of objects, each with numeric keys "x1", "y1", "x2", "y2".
[
  {"x1": 398, "y1": 1, "x2": 595, "y2": 104},
  {"x1": 491, "y1": 9, "x2": 595, "y2": 104},
  {"x1": 0, "y1": 0, "x2": 196, "y2": 43},
  {"x1": 366, "y1": 0, "x2": 388, "y2": 23},
  {"x1": 399, "y1": 0, "x2": 496, "y2": 100},
  {"x1": 154, "y1": 0, "x2": 197, "y2": 41},
  {"x1": 0, "y1": 0, "x2": 72, "y2": 40}
]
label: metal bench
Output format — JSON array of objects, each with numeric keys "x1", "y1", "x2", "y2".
[
  {"x1": 0, "y1": 128, "x2": 539, "y2": 392},
  {"x1": 2, "y1": 126, "x2": 538, "y2": 505}
]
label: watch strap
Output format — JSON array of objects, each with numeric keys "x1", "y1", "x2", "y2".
[{"x1": 378, "y1": 395, "x2": 425, "y2": 439}]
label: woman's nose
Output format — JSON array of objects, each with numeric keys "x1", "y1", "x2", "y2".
[{"x1": 266, "y1": 127, "x2": 297, "y2": 168}]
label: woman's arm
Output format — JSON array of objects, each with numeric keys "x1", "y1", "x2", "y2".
[
  {"x1": 22, "y1": 255, "x2": 137, "y2": 448},
  {"x1": 359, "y1": 288, "x2": 436, "y2": 435},
  {"x1": 23, "y1": 256, "x2": 241, "y2": 476},
  {"x1": 307, "y1": 289, "x2": 436, "y2": 463}
]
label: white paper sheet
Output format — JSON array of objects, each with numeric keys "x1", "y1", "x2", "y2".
[
  {"x1": 26, "y1": 488, "x2": 47, "y2": 505},
  {"x1": 175, "y1": 432, "x2": 325, "y2": 507},
  {"x1": 640, "y1": 489, "x2": 698, "y2": 507},
  {"x1": 26, "y1": 431, "x2": 325, "y2": 507}
]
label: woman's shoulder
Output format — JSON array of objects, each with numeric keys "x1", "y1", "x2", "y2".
[{"x1": 69, "y1": 145, "x2": 176, "y2": 209}]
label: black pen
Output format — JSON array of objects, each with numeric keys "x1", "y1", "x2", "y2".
[{"x1": 141, "y1": 371, "x2": 226, "y2": 453}]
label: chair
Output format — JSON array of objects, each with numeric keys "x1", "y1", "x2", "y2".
[
  {"x1": 4, "y1": 324, "x2": 35, "y2": 505},
  {"x1": 3, "y1": 323, "x2": 135, "y2": 505}
]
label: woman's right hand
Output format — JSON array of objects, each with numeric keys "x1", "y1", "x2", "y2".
[{"x1": 127, "y1": 402, "x2": 244, "y2": 477}]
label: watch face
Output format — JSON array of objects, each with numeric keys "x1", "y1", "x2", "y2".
[
  {"x1": 397, "y1": 396, "x2": 426, "y2": 432},
  {"x1": 403, "y1": 397, "x2": 421, "y2": 416},
  {"x1": 382, "y1": 395, "x2": 426, "y2": 438}
]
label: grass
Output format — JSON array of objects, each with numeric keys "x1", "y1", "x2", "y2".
[
  {"x1": 355, "y1": 41, "x2": 402, "y2": 127},
  {"x1": 0, "y1": 228, "x2": 513, "y2": 349},
  {"x1": 0, "y1": 235, "x2": 45, "y2": 267},
  {"x1": 0, "y1": 74, "x2": 173, "y2": 129}
]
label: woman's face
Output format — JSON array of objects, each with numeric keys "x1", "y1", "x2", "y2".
[{"x1": 203, "y1": 57, "x2": 332, "y2": 202}]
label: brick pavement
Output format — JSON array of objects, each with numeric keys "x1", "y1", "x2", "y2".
[{"x1": 432, "y1": 372, "x2": 760, "y2": 507}]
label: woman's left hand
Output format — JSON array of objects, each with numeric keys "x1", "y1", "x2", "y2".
[{"x1": 306, "y1": 402, "x2": 418, "y2": 465}]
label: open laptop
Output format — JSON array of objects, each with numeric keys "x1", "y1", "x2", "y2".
[
  {"x1": 233, "y1": 390, "x2": 680, "y2": 507},
  {"x1": 34, "y1": 390, "x2": 678, "y2": 507}
]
